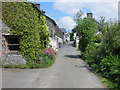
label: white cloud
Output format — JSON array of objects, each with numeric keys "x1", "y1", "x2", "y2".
[
  {"x1": 27, "y1": 0, "x2": 119, "y2": 32},
  {"x1": 53, "y1": 0, "x2": 119, "y2": 21},
  {"x1": 68, "y1": 8, "x2": 80, "y2": 15},
  {"x1": 58, "y1": 16, "x2": 75, "y2": 32}
]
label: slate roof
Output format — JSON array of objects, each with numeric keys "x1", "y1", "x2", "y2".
[{"x1": 60, "y1": 28, "x2": 66, "y2": 33}]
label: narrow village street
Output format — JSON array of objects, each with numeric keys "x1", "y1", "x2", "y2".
[{"x1": 2, "y1": 42, "x2": 104, "y2": 88}]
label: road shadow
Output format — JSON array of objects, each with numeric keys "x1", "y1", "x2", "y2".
[
  {"x1": 74, "y1": 64, "x2": 93, "y2": 71},
  {"x1": 64, "y1": 55, "x2": 82, "y2": 59},
  {"x1": 70, "y1": 43, "x2": 76, "y2": 47}
]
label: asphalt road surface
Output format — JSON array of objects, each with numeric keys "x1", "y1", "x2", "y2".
[{"x1": 2, "y1": 42, "x2": 105, "y2": 88}]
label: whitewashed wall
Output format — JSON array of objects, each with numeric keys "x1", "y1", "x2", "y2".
[
  {"x1": 49, "y1": 37, "x2": 58, "y2": 50},
  {"x1": 76, "y1": 36, "x2": 79, "y2": 49},
  {"x1": 57, "y1": 37, "x2": 63, "y2": 44},
  {"x1": 74, "y1": 32, "x2": 79, "y2": 49},
  {"x1": 74, "y1": 33, "x2": 77, "y2": 40}
]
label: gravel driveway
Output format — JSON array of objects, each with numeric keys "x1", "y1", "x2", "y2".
[{"x1": 2, "y1": 42, "x2": 105, "y2": 88}]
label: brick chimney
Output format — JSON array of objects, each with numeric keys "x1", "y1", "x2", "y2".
[{"x1": 87, "y1": 13, "x2": 93, "y2": 18}]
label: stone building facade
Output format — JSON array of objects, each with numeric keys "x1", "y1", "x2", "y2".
[
  {"x1": 1, "y1": 2, "x2": 66, "y2": 65},
  {"x1": 33, "y1": 3, "x2": 64, "y2": 50},
  {"x1": 1, "y1": 20, "x2": 26, "y2": 65}
]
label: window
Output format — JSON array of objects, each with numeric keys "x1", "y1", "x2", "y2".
[{"x1": 5, "y1": 35, "x2": 20, "y2": 52}]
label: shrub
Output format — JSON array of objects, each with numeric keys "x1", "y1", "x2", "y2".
[
  {"x1": 83, "y1": 42, "x2": 102, "y2": 72},
  {"x1": 76, "y1": 17, "x2": 98, "y2": 53},
  {"x1": 101, "y1": 28, "x2": 120, "y2": 57},
  {"x1": 73, "y1": 12, "x2": 120, "y2": 88},
  {"x1": 70, "y1": 32, "x2": 74, "y2": 41},
  {"x1": 100, "y1": 54, "x2": 120, "y2": 88},
  {"x1": 94, "y1": 33, "x2": 102, "y2": 43}
]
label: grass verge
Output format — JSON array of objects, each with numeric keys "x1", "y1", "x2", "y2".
[{"x1": 96, "y1": 73, "x2": 119, "y2": 89}]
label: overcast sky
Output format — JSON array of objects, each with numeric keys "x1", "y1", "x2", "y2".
[{"x1": 28, "y1": 0, "x2": 119, "y2": 32}]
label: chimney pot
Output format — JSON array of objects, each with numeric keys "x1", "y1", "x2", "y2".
[
  {"x1": 41, "y1": 10, "x2": 45, "y2": 14},
  {"x1": 87, "y1": 13, "x2": 93, "y2": 18}
]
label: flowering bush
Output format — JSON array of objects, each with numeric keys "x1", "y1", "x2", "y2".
[{"x1": 44, "y1": 48, "x2": 55, "y2": 56}]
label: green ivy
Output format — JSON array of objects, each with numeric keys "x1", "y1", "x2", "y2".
[{"x1": 2, "y1": 2, "x2": 50, "y2": 61}]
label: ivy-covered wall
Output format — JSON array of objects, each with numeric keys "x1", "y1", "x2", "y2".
[{"x1": 2, "y1": 2, "x2": 50, "y2": 61}]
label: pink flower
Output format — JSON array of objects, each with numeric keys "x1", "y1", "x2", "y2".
[
  {"x1": 49, "y1": 48, "x2": 54, "y2": 52},
  {"x1": 44, "y1": 48, "x2": 55, "y2": 56}
]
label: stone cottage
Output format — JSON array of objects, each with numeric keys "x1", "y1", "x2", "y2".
[
  {"x1": 60, "y1": 28, "x2": 69, "y2": 44},
  {"x1": 1, "y1": 19, "x2": 26, "y2": 65},
  {"x1": 46, "y1": 16, "x2": 64, "y2": 50},
  {"x1": 1, "y1": 2, "x2": 49, "y2": 65},
  {"x1": 1, "y1": 1, "x2": 65, "y2": 65},
  {"x1": 46, "y1": 16, "x2": 59, "y2": 50},
  {"x1": 33, "y1": 3, "x2": 64, "y2": 50}
]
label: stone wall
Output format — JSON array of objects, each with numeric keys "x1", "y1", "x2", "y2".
[
  {"x1": 2, "y1": 52, "x2": 26, "y2": 65},
  {"x1": 2, "y1": 35, "x2": 26, "y2": 65},
  {"x1": 1, "y1": 20, "x2": 26, "y2": 65}
]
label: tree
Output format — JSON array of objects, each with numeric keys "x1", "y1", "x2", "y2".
[
  {"x1": 73, "y1": 11, "x2": 98, "y2": 53},
  {"x1": 70, "y1": 32, "x2": 74, "y2": 41},
  {"x1": 73, "y1": 10, "x2": 83, "y2": 24}
]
